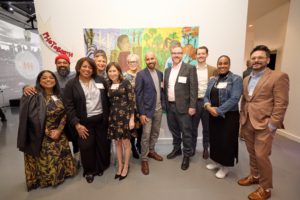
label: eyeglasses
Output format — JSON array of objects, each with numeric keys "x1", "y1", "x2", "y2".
[
  {"x1": 171, "y1": 52, "x2": 183, "y2": 55},
  {"x1": 128, "y1": 61, "x2": 138, "y2": 64},
  {"x1": 250, "y1": 56, "x2": 268, "y2": 61}
]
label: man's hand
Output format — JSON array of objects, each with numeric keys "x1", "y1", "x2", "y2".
[
  {"x1": 23, "y1": 86, "x2": 37, "y2": 96},
  {"x1": 188, "y1": 108, "x2": 196, "y2": 116},
  {"x1": 140, "y1": 115, "x2": 149, "y2": 125}
]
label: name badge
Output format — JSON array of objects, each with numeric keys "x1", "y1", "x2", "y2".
[
  {"x1": 161, "y1": 81, "x2": 164, "y2": 88},
  {"x1": 178, "y1": 76, "x2": 187, "y2": 83},
  {"x1": 51, "y1": 95, "x2": 59, "y2": 101},
  {"x1": 95, "y1": 83, "x2": 104, "y2": 89},
  {"x1": 111, "y1": 84, "x2": 119, "y2": 90},
  {"x1": 216, "y1": 82, "x2": 227, "y2": 89}
]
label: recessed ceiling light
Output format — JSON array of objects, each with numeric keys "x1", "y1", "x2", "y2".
[{"x1": 248, "y1": 24, "x2": 254, "y2": 28}]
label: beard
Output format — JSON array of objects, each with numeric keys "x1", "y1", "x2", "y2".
[{"x1": 57, "y1": 67, "x2": 70, "y2": 77}]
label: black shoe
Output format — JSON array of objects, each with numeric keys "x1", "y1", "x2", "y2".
[
  {"x1": 181, "y1": 156, "x2": 190, "y2": 170},
  {"x1": 85, "y1": 174, "x2": 94, "y2": 183},
  {"x1": 1, "y1": 118, "x2": 7, "y2": 122},
  {"x1": 76, "y1": 160, "x2": 81, "y2": 170},
  {"x1": 114, "y1": 174, "x2": 121, "y2": 179},
  {"x1": 119, "y1": 166, "x2": 130, "y2": 181},
  {"x1": 167, "y1": 149, "x2": 182, "y2": 159},
  {"x1": 132, "y1": 147, "x2": 140, "y2": 159}
]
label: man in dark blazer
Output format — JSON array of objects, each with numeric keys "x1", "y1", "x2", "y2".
[
  {"x1": 164, "y1": 41, "x2": 198, "y2": 170},
  {"x1": 238, "y1": 45, "x2": 289, "y2": 200},
  {"x1": 135, "y1": 51, "x2": 165, "y2": 175}
]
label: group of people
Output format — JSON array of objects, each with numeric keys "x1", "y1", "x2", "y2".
[{"x1": 17, "y1": 43, "x2": 289, "y2": 200}]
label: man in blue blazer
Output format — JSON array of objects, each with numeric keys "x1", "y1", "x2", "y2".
[
  {"x1": 135, "y1": 52, "x2": 165, "y2": 175},
  {"x1": 164, "y1": 41, "x2": 198, "y2": 170}
]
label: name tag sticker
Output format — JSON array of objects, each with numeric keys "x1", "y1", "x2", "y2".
[
  {"x1": 111, "y1": 84, "x2": 119, "y2": 90},
  {"x1": 178, "y1": 76, "x2": 187, "y2": 83},
  {"x1": 161, "y1": 82, "x2": 164, "y2": 88},
  {"x1": 216, "y1": 82, "x2": 227, "y2": 89},
  {"x1": 95, "y1": 83, "x2": 104, "y2": 89},
  {"x1": 51, "y1": 95, "x2": 59, "y2": 101}
]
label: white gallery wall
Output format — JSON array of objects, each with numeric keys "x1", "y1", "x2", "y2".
[
  {"x1": 34, "y1": 0, "x2": 248, "y2": 74},
  {"x1": 34, "y1": 0, "x2": 248, "y2": 140},
  {"x1": 279, "y1": 0, "x2": 300, "y2": 142}
]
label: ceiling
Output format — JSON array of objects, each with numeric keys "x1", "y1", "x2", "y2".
[
  {"x1": 0, "y1": 0, "x2": 291, "y2": 31},
  {"x1": 0, "y1": 0, "x2": 36, "y2": 30},
  {"x1": 247, "y1": 0, "x2": 290, "y2": 25}
]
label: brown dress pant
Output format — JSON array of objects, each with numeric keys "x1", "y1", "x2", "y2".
[{"x1": 241, "y1": 119, "x2": 274, "y2": 189}]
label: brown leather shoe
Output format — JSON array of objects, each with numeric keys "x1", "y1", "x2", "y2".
[
  {"x1": 248, "y1": 187, "x2": 271, "y2": 200},
  {"x1": 238, "y1": 175, "x2": 259, "y2": 186},
  {"x1": 148, "y1": 152, "x2": 163, "y2": 161},
  {"x1": 141, "y1": 161, "x2": 149, "y2": 175}
]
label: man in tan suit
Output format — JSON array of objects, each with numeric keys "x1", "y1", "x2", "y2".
[{"x1": 238, "y1": 45, "x2": 289, "y2": 200}]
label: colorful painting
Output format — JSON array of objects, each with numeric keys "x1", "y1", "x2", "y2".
[{"x1": 83, "y1": 27, "x2": 199, "y2": 72}]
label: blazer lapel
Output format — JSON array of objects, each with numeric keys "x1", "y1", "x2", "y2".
[
  {"x1": 243, "y1": 76, "x2": 251, "y2": 100},
  {"x1": 250, "y1": 68, "x2": 272, "y2": 99},
  {"x1": 145, "y1": 68, "x2": 156, "y2": 91},
  {"x1": 74, "y1": 77, "x2": 86, "y2": 99}
]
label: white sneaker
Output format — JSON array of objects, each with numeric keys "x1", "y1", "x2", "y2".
[
  {"x1": 206, "y1": 163, "x2": 220, "y2": 170},
  {"x1": 215, "y1": 167, "x2": 229, "y2": 179}
]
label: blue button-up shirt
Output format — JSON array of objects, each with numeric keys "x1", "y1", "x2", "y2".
[{"x1": 248, "y1": 69, "x2": 265, "y2": 96}]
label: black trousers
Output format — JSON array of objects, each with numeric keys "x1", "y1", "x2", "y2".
[
  {"x1": 166, "y1": 103, "x2": 193, "y2": 157},
  {"x1": 78, "y1": 114, "x2": 111, "y2": 176}
]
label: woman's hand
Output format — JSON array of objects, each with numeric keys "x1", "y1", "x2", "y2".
[
  {"x1": 207, "y1": 106, "x2": 219, "y2": 117},
  {"x1": 49, "y1": 129, "x2": 61, "y2": 140},
  {"x1": 75, "y1": 123, "x2": 89, "y2": 139},
  {"x1": 129, "y1": 118, "x2": 135, "y2": 130}
]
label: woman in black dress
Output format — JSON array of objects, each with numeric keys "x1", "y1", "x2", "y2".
[
  {"x1": 106, "y1": 62, "x2": 135, "y2": 181},
  {"x1": 204, "y1": 55, "x2": 243, "y2": 179}
]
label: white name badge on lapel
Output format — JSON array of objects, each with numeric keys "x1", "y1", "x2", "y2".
[
  {"x1": 95, "y1": 83, "x2": 104, "y2": 89},
  {"x1": 178, "y1": 76, "x2": 187, "y2": 83},
  {"x1": 51, "y1": 95, "x2": 59, "y2": 101},
  {"x1": 161, "y1": 82, "x2": 164, "y2": 88},
  {"x1": 111, "y1": 84, "x2": 119, "y2": 90},
  {"x1": 216, "y1": 82, "x2": 228, "y2": 89}
]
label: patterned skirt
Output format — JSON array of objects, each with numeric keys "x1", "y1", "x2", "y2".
[{"x1": 24, "y1": 134, "x2": 77, "y2": 191}]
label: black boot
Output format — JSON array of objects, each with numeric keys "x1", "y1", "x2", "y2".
[{"x1": 131, "y1": 138, "x2": 139, "y2": 159}]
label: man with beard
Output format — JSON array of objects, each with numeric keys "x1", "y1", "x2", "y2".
[
  {"x1": 238, "y1": 45, "x2": 289, "y2": 200},
  {"x1": 23, "y1": 54, "x2": 80, "y2": 169},
  {"x1": 164, "y1": 41, "x2": 198, "y2": 170},
  {"x1": 135, "y1": 52, "x2": 165, "y2": 175}
]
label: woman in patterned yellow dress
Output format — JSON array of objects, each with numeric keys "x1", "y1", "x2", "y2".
[
  {"x1": 106, "y1": 62, "x2": 135, "y2": 181},
  {"x1": 17, "y1": 70, "x2": 77, "y2": 191}
]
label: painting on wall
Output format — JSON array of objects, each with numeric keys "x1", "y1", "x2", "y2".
[{"x1": 83, "y1": 26, "x2": 199, "y2": 72}]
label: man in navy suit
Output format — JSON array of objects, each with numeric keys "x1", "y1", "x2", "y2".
[
  {"x1": 135, "y1": 52, "x2": 165, "y2": 175},
  {"x1": 164, "y1": 41, "x2": 198, "y2": 170}
]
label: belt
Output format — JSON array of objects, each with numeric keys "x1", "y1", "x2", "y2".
[
  {"x1": 197, "y1": 98, "x2": 204, "y2": 101},
  {"x1": 168, "y1": 101, "x2": 175, "y2": 104}
]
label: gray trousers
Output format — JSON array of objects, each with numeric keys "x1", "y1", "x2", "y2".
[
  {"x1": 166, "y1": 103, "x2": 193, "y2": 157},
  {"x1": 191, "y1": 99, "x2": 210, "y2": 151},
  {"x1": 141, "y1": 109, "x2": 163, "y2": 161}
]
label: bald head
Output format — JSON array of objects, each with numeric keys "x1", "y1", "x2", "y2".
[{"x1": 145, "y1": 52, "x2": 157, "y2": 70}]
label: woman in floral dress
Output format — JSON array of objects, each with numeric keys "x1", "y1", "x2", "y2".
[
  {"x1": 106, "y1": 62, "x2": 135, "y2": 181},
  {"x1": 18, "y1": 70, "x2": 76, "y2": 191}
]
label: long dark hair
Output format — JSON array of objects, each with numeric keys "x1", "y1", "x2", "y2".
[{"x1": 35, "y1": 70, "x2": 61, "y2": 97}]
